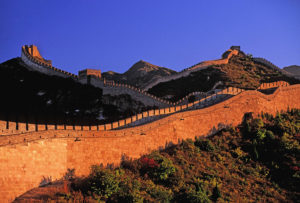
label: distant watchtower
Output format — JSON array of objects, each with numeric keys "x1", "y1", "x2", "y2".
[
  {"x1": 78, "y1": 69, "x2": 101, "y2": 79},
  {"x1": 23, "y1": 45, "x2": 52, "y2": 66},
  {"x1": 230, "y1": 46, "x2": 240, "y2": 51}
]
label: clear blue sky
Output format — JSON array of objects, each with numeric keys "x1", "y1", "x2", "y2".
[{"x1": 0, "y1": 0, "x2": 299, "y2": 74}]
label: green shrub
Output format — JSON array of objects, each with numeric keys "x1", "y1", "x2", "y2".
[
  {"x1": 231, "y1": 147, "x2": 247, "y2": 159},
  {"x1": 146, "y1": 152, "x2": 177, "y2": 183},
  {"x1": 116, "y1": 178, "x2": 144, "y2": 203},
  {"x1": 145, "y1": 181, "x2": 173, "y2": 202},
  {"x1": 252, "y1": 118, "x2": 264, "y2": 130},
  {"x1": 280, "y1": 133, "x2": 300, "y2": 152},
  {"x1": 185, "y1": 187, "x2": 211, "y2": 203},
  {"x1": 89, "y1": 166, "x2": 119, "y2": 200},
  {"x1": 195, "y1": 139, "x2": 215, "y2": 152},
  {"x1": 255, "y1": 129, "x2": 266, "y2": 141},
  {"x1": 266, "y1": 130, "x2": 275, "y2": 140},
  {"x1": 181, "y1": 139, "x2": 196, "y2": 151}
]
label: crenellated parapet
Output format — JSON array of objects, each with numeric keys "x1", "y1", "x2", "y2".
[
  {"x1": 21, "y1": 45, "x2": 78, "y2": 79},
  {"x1": 21, "y1": 45, "x2": 172, "y2": 107},
  {"x1": 257, "y1": 81, "x2": 289, "y2": 90},
  {"x1": 20, "y1": 45, "x2": 294, "y2": 109},
  {"x1": 143, "y1": 48, "x2": 240, "y2": 91},
  {"x1": 0, "y1": 81, "x2": 290, "y2": 137},
  {"x1": 186, "y1": 48, "x2": 239, "y2": 71}
]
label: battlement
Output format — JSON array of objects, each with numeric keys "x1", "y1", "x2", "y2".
[
  {"x1": 78, "y1": 69, "x2": 101, "y2": 79},
  {"x1": 144, "y1": 47, "x2": 240, "y2": 90},
  {"x1": 20, "y1": 45, "x2": 172, "y2": 107},
  {"x1": 0, "y1": 81, "x2": 290, "y2": 136},
  {"x1": 23, "y1": 45, "x2": 52, "y2": 66},
  {"x1": 230, "y1": 46, "x2": 240, "y2": 51}
]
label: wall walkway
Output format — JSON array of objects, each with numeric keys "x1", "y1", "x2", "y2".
[
  {"x1": 143, "y1": 49, "x2": 239, "y2": 90},
  {"x1": 0, "y1": 81, "x2": 289, "y2": 136}
]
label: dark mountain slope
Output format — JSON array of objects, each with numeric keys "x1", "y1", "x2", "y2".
[
  {"x1": 0, "y1": 58, "x2": 146, "y2": 125},
  {"x1": 148, "y1": 53, "x2": 300, "y2": 102}
]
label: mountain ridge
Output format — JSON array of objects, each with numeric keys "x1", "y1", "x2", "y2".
[{"x1": 102, "y1": 60, "x2": 177, "y2": 88}]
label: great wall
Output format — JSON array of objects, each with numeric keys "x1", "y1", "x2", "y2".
[
  {"x1": 21, "y1": 45, "x2": 171, "y2": 107},
  {"x1": 0, "y1": 80, "x2": 298, "y2": 202},
  {"x1": 143, "y1": 47, "x2": 240, "y2": 90},
  {"x1": 20, "y1": 45, "x2": 244, "y2": 107},
  {"x1": 0, "y1": 45, "x2": 299, "y2": 202}
]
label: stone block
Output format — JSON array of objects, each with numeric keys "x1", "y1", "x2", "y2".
[
  {"x1": 119, "y1": 120, "x2": 125, "y2": 127},
  {"x1": 170, "y1": 107, "x2": 175, "y2": 113},
  {"x1": 57, "y1": 125, "x2": 65, "y2": 130},
  {"x1": 66, "y1": 125, "x2": 74, "y2": 130},
  {"x1": 82, "y1": 126, "x2": 90, "y2": 131},
  {"x1": 8, "y1": 121, "x2": 17, "y2": 131},
  {"x1": 47, "y1": 124, "x2": 55, "y2": 130},
  {"x1": 142, "y1": 112, "x2": 148, "y2": 118},
  {"x1": 105, "y1": 124, "x2": 112, "y2": 130},
  {"x1": 154, "y1": 109, "x2": 160, "y2": 115},
  {"x1": 28, "y1": 123, "x2": 36, "y2": 131},
  {"x1": 74, "y1": 125, "x2": 82, "y2": 131},
  {"x1": 125, "y1": 118, "x2": 132, "y2": 125},
  {"x1": 18, "y1": 122, "x2": 27, "y2": 132},
  {"x1": 37, "y1": 124, "x2": 46, "y2": 131},
  {"x1": 90, "y1": 126, "x2": 97, "y2": 131},
  {"x1": 98, "y1": 125, "x2": 105, "y2": 131}
]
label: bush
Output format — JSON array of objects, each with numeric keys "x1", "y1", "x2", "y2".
[
  {"x1": 255, "y1": 129, "x2": 266, "y2": 141},
  {"x1": 64, "y1": 168, "x2": 76, "y2": 181},
  {"x1": 145, "y1": 180, "x2": 174, "y2": 202},
  {"x1": 232, "y1": 147, "x2": 247, "y2": 159},
  {"x1": 195, "y1": 139, "x2": 215, "y2": 152},
  {"x1": 185, "y1": 187, "x2": 211, "y2": 203},
  {"x1": 266, "y1": 130, "x2": 275, "y2": 140},
  {"x1": 147, "y1": 152, "x2": 177, "y2": 183},
  {"x1": 280, "y1": 133, "x2": 300, "y2": 152},
  {"x1": 115, "y1": 178, "x2": 144, "y2": 203},
  {"x1": 89, "y1": 166, "x2": 119, "y2": 200}
]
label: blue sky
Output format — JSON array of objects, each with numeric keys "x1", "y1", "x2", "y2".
[{"x1": 0, "y1": 0, "x2": 299, "y2": 74}]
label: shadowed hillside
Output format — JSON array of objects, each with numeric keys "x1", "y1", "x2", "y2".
[
  {"x1": 0, "y1": 58, "x2": 148, "y2": 125},
  {"x1": 148, "y1": 53, "x2": 300, "y2": 102}
]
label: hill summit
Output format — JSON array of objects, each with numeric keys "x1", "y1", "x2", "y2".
[{"x1": 102, "y1": 60, "x2": 176, "y2": 88}]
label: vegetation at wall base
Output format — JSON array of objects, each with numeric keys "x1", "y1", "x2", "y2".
[{"x1": 17, "y1": 109, "x2": 300, "y2": 202}]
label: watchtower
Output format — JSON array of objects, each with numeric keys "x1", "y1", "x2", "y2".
[
  {"x1": 230, "y1": 46, "x2": 240, "y2": 51},
  {"x1": 78, "y1": 69, "x2": 101, "y2": 79},
  {"x1": 23, "y1": 45, "x2": 52, "y2": 66}
]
